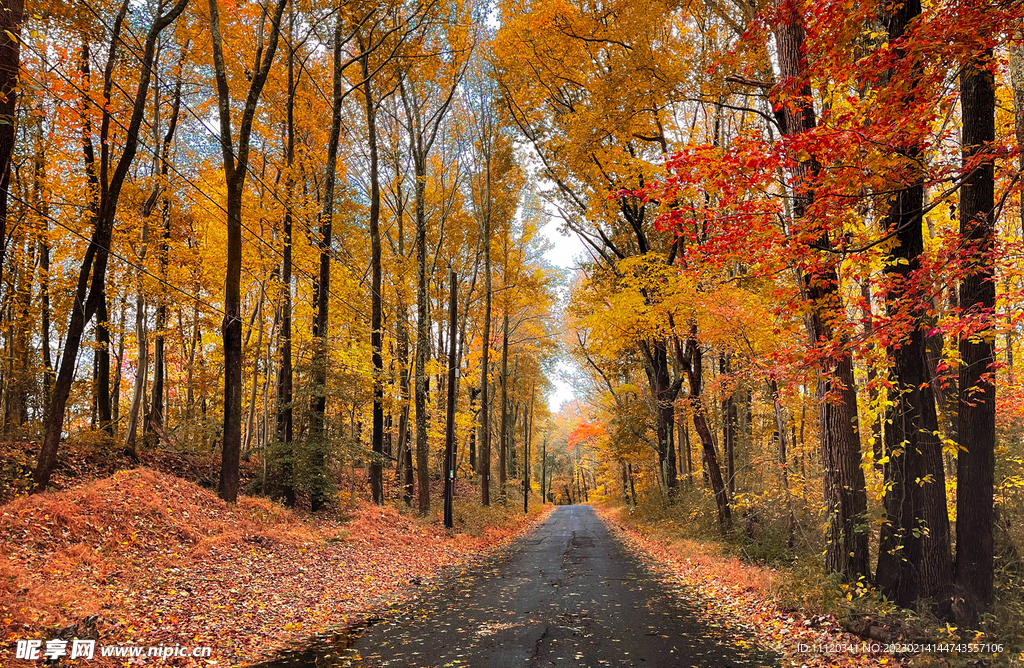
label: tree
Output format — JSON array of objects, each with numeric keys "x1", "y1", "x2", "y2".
[
  {"x1": 34, "y1": 0, "x2": 190, "y2": 491},
  {"x1": 770, "y1": 0, "x2": 869, "y2": 580},
  {"x1": 0, "y1": 0, "x2": 24, "y2": 295},
  {"x1": 955, "y1": 44, "x2": 996, "y2": 617},
  {"x1": 873, "y1": 0, "x2": 953, "y2": 608},
  {"x1": 399, "y1": 30, "x2": 470, "y2": 514}
]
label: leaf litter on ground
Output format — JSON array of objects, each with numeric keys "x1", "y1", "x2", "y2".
[{"x1": 0, "y1": 469, "x2": 550, "y2": 666}]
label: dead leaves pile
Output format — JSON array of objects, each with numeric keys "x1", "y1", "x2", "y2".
[
  {"x1": 595, "y1": 506, "x2": 902, "y2": 668},
  {"x1": 1, "y1": 468, "x2": 547, "y2": 666}
]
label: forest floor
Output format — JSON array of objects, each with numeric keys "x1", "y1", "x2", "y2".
[
  {"x1": 596, "y1": 504, "x2": 1016, "y2": 668},
  {"x1": 0, "y1": 467, "x2": 550, "y2": 666}
]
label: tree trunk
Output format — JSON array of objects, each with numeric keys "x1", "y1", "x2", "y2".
[
  {"x1": 644, "y1": 339, "x2": 679, "y2": 496},
  {"x1": 363, "y1": 46, "x2": 385, "y2": 505},
  {"x1": 772, "y1": 0, "x2": 869, "y2": 579},
  {"x1": 307, "y1": 5, "x2": 343, "y2": 511},
  {"x1": 955, "y1": 46, "x2": 996, "y2": 618},
  {"x1": 96, "y1": 293, "x2": 112, "y2": 434},
  {"x1": 34, "y1": 0, "x2": 188, "y2": 491},
  {"x1": 524, "y1": 383, "x2": 534, "y2": 513},
  {"x1": 149, "y1": 53, "x2": 184, "y2": 435},
  {"x1": 125, "y1": 291, "x2": 148, "y2": 456},
  {"x1": 686, "y1": 323, "x2": 730, "y2": 533},
  {"x1": 0, "y1": 0, "x2": 23, "y2": 299},
  {"x1": 499, "y1": 312, "x2": 509, "y2": 498},
  {"x1": 443, "y1": 271, "x2": 457, "y2": 528},
  {"x1": 208, "y1": 0, "x2": 289, "y2": 503},
  {"x1": 477, "y1": 113, "x2": 494, "y2": 506},
  {"x1": 276, "y1": 13, "x2": 296, "y2": 507},
  {"x1": 721, "y1": 354, "x2": 736, "y2": 495},
  {"x1": 413, "y1": 145, "x2": 430, "y2": 516},
  {"x1": 874, "y1": 0, "x2": 953, "y2": 609}
]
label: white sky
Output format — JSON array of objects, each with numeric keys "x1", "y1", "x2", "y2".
[{"x1": 540, "y1": 213, "x2": 586, "y2": 412}]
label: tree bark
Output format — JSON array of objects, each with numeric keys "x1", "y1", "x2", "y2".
[
  {"x1": 772, "y1": 0, "x2": 869, "y2": 579},
  {"x1": 955, "y1": 46, "x2": 996, "y2": 617},
  {"x1": 363, "y1": 45, "x2": 385, "y2": 505},
  {"x1": 209, "y1": 0, "x2": 289, "y2": 502}
]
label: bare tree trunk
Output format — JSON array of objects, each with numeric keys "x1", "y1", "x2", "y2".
[
  {"x1": 362, "y1": 44, "x2": 385, "y2": 505},
  {"x1": 208, "y1": 0, "x2": 289, "y2": 503},
  {"x1": 955, "y1": 45, "x2": 996, "y2": 619}
]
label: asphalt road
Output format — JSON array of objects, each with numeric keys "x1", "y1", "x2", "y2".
[{"x1": 327, "y1": 505, "x2": 776, "y2": 667}]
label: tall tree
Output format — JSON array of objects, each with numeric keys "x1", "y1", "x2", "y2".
[
  {"x1": 771, "y1": 0, "x2": 869, "y2": 580},
  {"x1": 400, "y1": 52, "x2": 466, "y2": 514},
  {"x1": 955, "y1": 45, "x2": 996, "y2": 617},
  {"x1": 307, "y1": 5, "x2": 346, "y2": 511},
  {"x1": 362, "y1": 34, "x2": 385, "y2": 505},
  {"x1": 276, "y1": 7, "x2": 297, "y2": 508},
  {"x1": 150, "y1": 46, "x2": 188, "y2": 436},
  {"x1": 33, "y1": 0, "x2": 190, "y2": 491},
  {"x1": 208, "y1": 0, "x2": 289, "y2": 502},
  {"x1": 874, "y1": 0, "x2": 953, "y2": 608}
]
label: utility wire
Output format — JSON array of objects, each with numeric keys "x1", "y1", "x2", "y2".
[{"x1": 31, "y1": 9, "x2": 388, "y2": 332}]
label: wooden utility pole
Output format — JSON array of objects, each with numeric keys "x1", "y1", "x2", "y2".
[
  {"x1": 443, "y1": 270, "x2": 458, "y2": 529},
  {"x1": 523, "y1": 383, "x2": 534, "y2": 513},
  {"x1": 499, "y1": 312, "x2": 509, "y2": 499},
  {"x1": 541, "y1": 433, "x2": 547, "y2": 504}
]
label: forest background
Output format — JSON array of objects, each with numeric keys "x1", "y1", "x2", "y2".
[{"x1": 0, "y1": 0, "x2": 1022, "y2": 660}]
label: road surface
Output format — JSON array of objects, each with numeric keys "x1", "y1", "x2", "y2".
[{"x1": 266, "y1": 504, "x2": 778, "y2": 667}]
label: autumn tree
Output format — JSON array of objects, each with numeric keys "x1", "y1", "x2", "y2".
[{"x1": 34, "y1": 0, "x2": 190, "y2": 491}]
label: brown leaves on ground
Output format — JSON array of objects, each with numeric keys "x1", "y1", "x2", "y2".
[
  {"x1": 595, "y1": 505, "x2": 901, "y2": 668},
  {"x1": 0, "y1": 469, "x2": 548, "y2": 666}
]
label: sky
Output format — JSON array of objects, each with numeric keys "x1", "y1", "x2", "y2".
[{"x1": 540, "y1": 213, "x2": 587, "y2": 413}]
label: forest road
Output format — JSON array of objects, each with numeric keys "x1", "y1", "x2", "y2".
[{"x1": 335, "y1": 504, "x2": 777, "y2": 667}]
